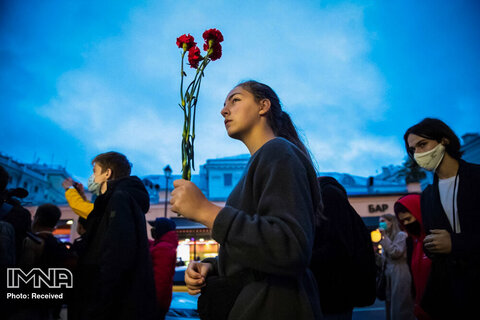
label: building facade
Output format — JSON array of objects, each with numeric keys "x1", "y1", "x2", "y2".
[
  {"x1": 7, "y1": 131, "x2": 479, "y2": 262},
  {"x1": 1, "y1": 153, "x2": 70, "y2": 205}
]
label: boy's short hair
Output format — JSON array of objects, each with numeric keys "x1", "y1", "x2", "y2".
[
  {"x1": 35, "y1": 204, "x2": 62, "y2": 228},
  {"x1": 92, "y1": 151, "x2": 132, "y2": 180}
]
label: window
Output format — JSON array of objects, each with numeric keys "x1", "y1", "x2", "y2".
[
  {"x1": 23, "y1": 181, "x2": 28, "y2": 188},
  {"x1": 224, "y1": 173, "x2": 232, "y2": 186},
  {"x1": 34, "y1": 186, "x2": 39, "y2": 193}
]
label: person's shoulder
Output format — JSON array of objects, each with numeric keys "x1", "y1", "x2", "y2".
[
  {"x1": 319, "y1": 177, "x2": 347, "y2": 196},
  {"x1": 421, "y1": 184, "x2": 434, "y2": 197},
  {"x1": 321, "y1": 183, "x2": 347, "y2": 205},
  {"x1": 463, "y1": 160, "x2": 480, "y2": 175},
  {"x1": 258, "y1": 137, "x2": 292, "y2": 154},
  {"x1": 8, "y1": 203, "x2": 31, "y2": 216},
  {"x1": 150, "y1": 240, "x2": 177, "y2": 255},
  {"x1": 43, "y1": 233, "x2": 65, "y2": 246},
  {"x1": 255, "y1": 137, "x2": 306, "y2": 163}
]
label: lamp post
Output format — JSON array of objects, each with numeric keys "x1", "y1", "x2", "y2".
[{"x1": 163, "y1": 165, "x2": 172, "y2": 218}]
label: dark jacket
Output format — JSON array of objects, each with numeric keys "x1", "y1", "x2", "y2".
[
  {"x1": 0, "y1": 199, "x2": 32, "y2": 263},
  {"x1": 420, "y1": 160, "x2": 480, "y2": 319},
  {"x1": 210, "y1": 138, "x2": 323, "y2": 320},
  {"x1": 311, "y1": 177, "x2": 376, "y2": 314},
  {"x1": 73, "y1": 176, "x2": 156, "y2": 320},
  {"x1": 20, "y1": 232, "x2": 75, "y2": 269}
]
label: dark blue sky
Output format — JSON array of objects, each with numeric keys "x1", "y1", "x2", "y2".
[{"x1": 1, "y1": 0, "x2": 479, "y2": 182}]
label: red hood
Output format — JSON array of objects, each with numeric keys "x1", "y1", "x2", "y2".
[
  {"x1": 395, "y1": 194, "x2": 432, "y2": 310},
  {"x1": 395, "y1": 194, "x2": 424, "y2": 238}
]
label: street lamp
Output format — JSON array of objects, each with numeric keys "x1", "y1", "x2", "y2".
[{"x1": 163, "y1": 165, "x2": 172, "y2": 218}]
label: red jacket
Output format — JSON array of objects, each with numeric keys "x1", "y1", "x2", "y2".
[
  {"x1": 149, "y1": 231, "x2": 178, "y2": 312},
  {"x1": 395, "y1": 194, "x2": 432, "y2": 320}
]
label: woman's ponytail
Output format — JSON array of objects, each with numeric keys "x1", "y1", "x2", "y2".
[
  {"x1": 238, "y1": 80, "x2": 323, "y2": 223},
  {"x1": 277, "y1": 111, "x2": 313, "y2": 163},
  {"x1": 238, "y1": 80, "x2": 312, "y2": 163}
]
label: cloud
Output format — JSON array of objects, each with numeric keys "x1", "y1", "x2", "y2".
[{"x1": 38, "y1": 0, "x2": 402, "y2": 177}]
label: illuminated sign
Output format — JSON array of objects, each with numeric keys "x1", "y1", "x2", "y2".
[{"x1": 368, "y1": 204, "x2": 389, "y2": 213}]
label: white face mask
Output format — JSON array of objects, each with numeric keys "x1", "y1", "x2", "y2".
[
  {"x1": 414, "y1": 143, "x2": 446, "y2": 171},
  {"x1": 87, "y1": 174, "x2": 101, "y2": 195}
]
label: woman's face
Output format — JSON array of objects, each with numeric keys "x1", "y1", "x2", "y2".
[
  {"x1": 379, "y1": 217, "x2": 392, "y2": 230},
  {"x1": 407, "y1": 134, "x2": 440, "y2": 155},
  {"x1": 221, "y1": 86, "x2": 264, "y2": 140},
  {"x1": 397, "y1": 211, "x2": 417, "y2": 226}
]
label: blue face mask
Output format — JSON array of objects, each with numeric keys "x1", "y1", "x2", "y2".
[
  {"x1": 87, "y1": 174, "x2": 101, "y2": 196},
  {"x1": 379, "y1": 222, "x2": 388, "y2": 231}
]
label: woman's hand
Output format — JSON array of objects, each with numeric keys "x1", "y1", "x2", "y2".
[
  {"x1": 185, "y1": 261, "x2": 212, "y2": 295},
  {"x1": 379, "y1": 228, "x2": 386, "y2": 238},
  {"x1": 424, "y1": 229, "x2": 452, "y2": 254},
  {"x1": 170, "y1": 179, "x2": 221, "y2": 229}
]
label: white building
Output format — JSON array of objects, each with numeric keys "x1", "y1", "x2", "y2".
[{"x1": 0, "y1": 153, "x2": 70, "y2": 204}]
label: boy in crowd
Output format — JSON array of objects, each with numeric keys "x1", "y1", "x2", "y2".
[{"x1": 71, "y1": 152, "x2": 156, "y2": 320}]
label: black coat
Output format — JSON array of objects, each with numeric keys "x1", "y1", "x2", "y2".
[
  {"x1": 311, "y1": 177, "x2": 376, "y2": 314},
  {"x1": 210, "y1": 138, "x2": 322, "y2": 319},
  {"x1": 420, "y1": 160, "x2": 480, "y2": 319},
  {"x1": 72, "y1": 176, "x2": 156, "y2": 320}
]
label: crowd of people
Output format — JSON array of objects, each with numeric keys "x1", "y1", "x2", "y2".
[
  {"x1": 1, "y1": 80, "x2": 478, "y2": 320},
  {"x1": 1, "y1": 152, "x2": 179, "y2": 320}
]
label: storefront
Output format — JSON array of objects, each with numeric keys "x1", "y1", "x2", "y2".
[
  {"x1": 170, "y1": 217, "x2": 219, "y2": 264},
  {"x1": 25, "y1": 192, "x2": 406, "y2": 262}
]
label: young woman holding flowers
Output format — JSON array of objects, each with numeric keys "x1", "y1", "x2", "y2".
[{"x1": 170, "y1": 80, "x2": 323, "y2": 319}]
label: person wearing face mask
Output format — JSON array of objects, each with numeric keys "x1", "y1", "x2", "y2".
[
  {"x1": 404, "y1": 118, "x2": 480, "y2": 319},
  {"x1": 62, "y1": 177, "x2": 97, "y2": 219},
  {"x1": 70, "y1": 151, "x2": 156, "y2": 320},
  {"x1": 378, "y1": 214, "x2": 415, "y2": 320},
  {"x1": 394, "y1": 194, "x2": 432, "y2": 320}
]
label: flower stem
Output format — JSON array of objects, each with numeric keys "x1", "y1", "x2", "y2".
[{"x1": 180, "y1": 51, "x2": 212, "y2": 180}]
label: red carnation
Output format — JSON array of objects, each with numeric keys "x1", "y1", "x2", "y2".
[
  {"x1": 203, "y1": 42, "x2": 222, "y2": 61},
  {"x1": 202, "y1": 28, "x2": 224, "y2": 44},
  {"x1": 176, "y1": 34, "x2": 196, "y2": 51},
  {"x1": 188, "y1": 46, "x2": 202, "y2": 68},
  {"x1": 202, "y1": 29, "x2": 223, "y2": 61}
]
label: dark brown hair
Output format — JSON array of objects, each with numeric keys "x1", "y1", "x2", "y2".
[
  {"x1": 92, "y1": 151, "x2": 132, "y2": 180},
  {"x1": 238, "y1": 80, "x2": 324, "y2": 223},
  {"x1": 404, "y1": 118, "x2": 463, "y2": 160},
  {"x1": 237, "y1": 80, "x2": 313, "y2": 163}
]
